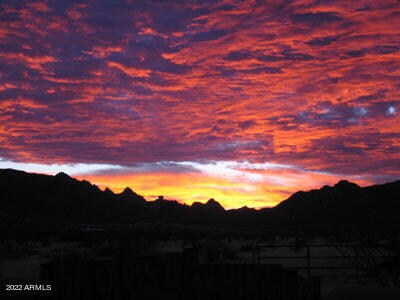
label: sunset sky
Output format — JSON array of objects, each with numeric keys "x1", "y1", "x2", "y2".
[{"x1": 0, "y1": 0, "x2": 399, "y2": 208}]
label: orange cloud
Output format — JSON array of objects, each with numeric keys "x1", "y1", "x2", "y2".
[{"x1": 107, "y1": 61, "x2": 151, "y2": 78}]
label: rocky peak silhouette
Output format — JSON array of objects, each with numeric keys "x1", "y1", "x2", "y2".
[
  {"x1": 334, "y1": 179, "x2": 361, "y2": 191},
  {"x1": 205, "y1": 198, "x2": 225, "y2": 211},
  {"x1": 55, "y1": 172, "x2": 73, "y2": 181},
  {"x1": 104, "y1": 187, "x2": 114, "y2": 195},
  {"x1": 119, "y1": 187, "x2": 146, "y2": 203}
]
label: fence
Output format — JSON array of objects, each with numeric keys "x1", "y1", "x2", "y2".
[{"x1": 254, "y1": 244, "x2": 395, "y2": 281}]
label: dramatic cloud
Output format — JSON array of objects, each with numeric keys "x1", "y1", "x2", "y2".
[{"x1": 0, "y1": 0, "x2": 399, "y2": 208}]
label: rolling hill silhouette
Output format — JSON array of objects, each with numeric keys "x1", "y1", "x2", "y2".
[{"x1": 1, "y1": 168, "x2": 399, "y2": 234}]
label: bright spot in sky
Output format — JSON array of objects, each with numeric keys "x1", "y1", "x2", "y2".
[{"x1": 387, "y1": 106, "x2": 396, "y2": 115}]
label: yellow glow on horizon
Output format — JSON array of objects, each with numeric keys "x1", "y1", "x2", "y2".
[
  {"x1": 77, "y1": 169, "x2": 373, "y2": 209},
  {"x1": 78, "y1": 172, "x2": 280, "y2": 209}
]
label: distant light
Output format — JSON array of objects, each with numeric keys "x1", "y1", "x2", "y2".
[{"x1": 387, "y1": 106, "x2": 396, "y2": 115}]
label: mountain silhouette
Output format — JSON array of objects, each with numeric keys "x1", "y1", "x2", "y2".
[
  {"x1": 191, "y1": 198, "x2": 225, "y2": 212},
  {"x1": 118, "y1": 187, "x2": 146, "y2": 204},
  {"x1": 1, "y1": 168, "x2": 399, "y2": 234},
  {"x1": 264, "y1": 178, "x2": 400, "y2": 234}
]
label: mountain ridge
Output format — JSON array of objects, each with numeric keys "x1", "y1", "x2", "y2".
[{"x1": 1, "y1": 168, "x2": 399, "y2": 234}]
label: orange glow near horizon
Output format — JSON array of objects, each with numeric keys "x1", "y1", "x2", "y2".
[
  {"x1": 78, "y1": 172, "x2": 284, "y2": 209},
  {"x1": 76, "y1": 166, "x2": 374, "y2": 209}
]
